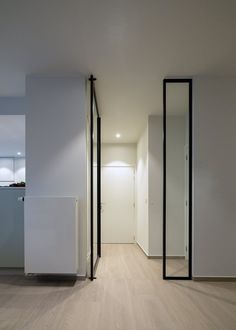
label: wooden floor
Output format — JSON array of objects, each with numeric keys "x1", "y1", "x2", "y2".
[
  {"x1": 166, "y1": 258, "x2": 188, "y2": 277},
  {"x1": 0, "y1": 244, "x2": 235, "y2": 330}
]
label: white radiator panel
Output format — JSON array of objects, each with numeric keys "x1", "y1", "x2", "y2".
[{"x1": 24, "y1": 197, "x2": 78, "y2": 274}]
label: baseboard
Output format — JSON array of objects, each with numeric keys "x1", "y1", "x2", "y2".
[
  {"x1": 148, "y1": 255, "x2": 185, "y2": 259},
  {"x1": 0, "y1": 267, "x2": 24, "y2": 275},
  {"x1": 102, "y1": 242, "x2": 135, "y2": 244},
  {"x1": 193, "y1": 276, "x2": 236, "y2": 282},
  {"x1": 136, "y1": 244, "x2": 185, "y2": 260},
  {"x1": 25, "y1": 273, "x2": 86, "y2": 281},
  {"x1": 86, "y1": 252, "x2": 91, "y2": 278},
  {"x1": 148, "y1": 255, "x2": 162, "y2": 259},
  {"x1": 136, "y1": 242, "x2": 149, "y2": 257},
  {"x1": 76, "y1": 274, "x2": 86, "y2": 280},
  {"x1": 167, "y1": 256, "x2": 185, "y2": 259},
  {"x1": 0, "y1": 268, "x2": 86, "y2": 279}
]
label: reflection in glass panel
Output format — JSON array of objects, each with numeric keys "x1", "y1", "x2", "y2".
[
  {"x1": 166, "y1": 82, "x2": 189, "y2": 277},
  {"x1": 0, "y1": 115, "x2": 25, "y2": 269}
]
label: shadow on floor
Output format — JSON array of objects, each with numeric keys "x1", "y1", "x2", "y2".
[
  {"x1": 0, "y1": 274, "x2": 79, "y2": 287},
  {"x1": 171, "y1": 280, "x2": 236, "y2": 306}
]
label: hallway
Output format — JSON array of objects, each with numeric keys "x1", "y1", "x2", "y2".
[{"x1": 0, "y1": 244, "x2": 235, "y2": 329}]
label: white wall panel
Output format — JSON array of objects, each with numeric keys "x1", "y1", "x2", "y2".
[
  {"x1": 26, "y1": 75, "x2": 87, "y2": 276},
  {"x1": 0, "y1": 158, "x2": 14, "y2": 182},
  {"x1": 102, "y1": 143, "x2": 136, "y2": 166},
  {"x1": 193, "y1": 77, "x2": 236, "y2": 277},
  {"x1": 148, "y1": 115, "x2": 163, "y2": 256},
  {"x1": 14, "y1": 158, "x2": 25, "y2": 182},
  {"x1": 136, "y1": 125, "x2": 149, "y2": 254}
]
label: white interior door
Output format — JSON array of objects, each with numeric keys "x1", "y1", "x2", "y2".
[{"x1": 102, "y1": 166, "x2": 135, "y2": 243}]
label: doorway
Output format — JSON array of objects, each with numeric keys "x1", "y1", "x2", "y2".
[{"x1": 102, "y1": 166, "x2": 135, "y2": 243}]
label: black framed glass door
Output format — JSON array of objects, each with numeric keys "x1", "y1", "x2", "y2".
[
  {"x1": 90, "y1": 75, "x2": 101, "y2": 280},
  {"x1": 163, "y1": 78, "x2": 192, "y2": 280}
]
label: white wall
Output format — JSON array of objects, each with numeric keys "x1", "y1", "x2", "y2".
[
  {"x1": 148, "y1": 115, "x2": 163, "y2": 256},
  {"x1": 136, "y1": 125, "x2": 149, "y2": 254},
  {"x1": 0, "y1": 97, "x2": 25, "y2": 115},
  {"x1": 166, "y1": 116, "x2": 186, "y2": 256},
  {"x1": 193, "y1": 77, "x2": 236, "y2": 277},
  {"x1": 0, "y1": 158, "x2": 14, "y2": 185},
  {"x1": 26, "y1": 75, "x2": 87, "y2": 276},
  {"x1": 14, "y1": 158, "x2": 26, "y2": 183},
  {"x1": 102, "y1": 143, "x2": 136, "y2": 167},
  {"x1": 137, "y1": 115, "x2": 185, "y2": 257},
  {"x1": 0, "y1": 157, "x2": 25, "y2": 185}
]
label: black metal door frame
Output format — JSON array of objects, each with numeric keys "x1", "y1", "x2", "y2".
[
  {"x1": 163, "y1": 78, "x2": 192, "y2": 280},
  {"x1": 89, "y1": 75, "x2": 101, "y2": 281}
]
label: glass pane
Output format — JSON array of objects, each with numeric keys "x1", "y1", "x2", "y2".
[
  {"x1": 166, "y1": 82, "x2": 189, "y2": 277},
  {"x1": 0, "y1": 115, "x2": 25, "y2": 268},
  {"x1": 93, "y1": 102, "x2": 98, "y2": 267}
]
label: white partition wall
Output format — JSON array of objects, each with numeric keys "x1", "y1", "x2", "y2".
[
  {"x1": 26, "y1": 75, "x2": 87, "y2": 276},
  {"x1": 136, "y1": 116, "x2": 163, "y2": 257},
  {"x1": 193, "y1": 77, "x2": 236, "y2": 278},
  {"x1": 136, "y1": 125, "x2": 149, "y2": 254},
  {"x1": 137, "y1": 115, "x2": 185, "y2": 259},
  {"x1": 148, "y1": 116, "x2": 163, "y2": 257}
]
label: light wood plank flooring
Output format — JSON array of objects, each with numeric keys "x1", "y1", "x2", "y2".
[
  {"x1": 0, "y1": 244, "x2": 235, "y2": 330},
  {"x1": 166, "y1": 258, "x2": 188, "y2": 277}
]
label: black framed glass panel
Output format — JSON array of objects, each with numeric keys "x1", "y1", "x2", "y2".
[
  {"x1": 90, "y1": 75, "x2": 101, "y2": 280},
  {"x1": 93, "y1": 101, "x2": 98, "y2": 269},
  {"x1": 163, "y1": 79, "x2": 192, "y2": 280}
]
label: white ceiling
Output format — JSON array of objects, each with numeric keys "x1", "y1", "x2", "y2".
[
  {"x1": 0, "y1": 116, "x2": 25, "y2": 157},
  {"x1": 1, "y1": 1, "x2": 236, "y2": 142}
]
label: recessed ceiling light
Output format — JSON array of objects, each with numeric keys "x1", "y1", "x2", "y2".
[
  {"x1": 17, "y1": 152, "x2": 21, "y2": 156},
  {"x1": 116, "y1": 133, "x2": 121, "y2": 138}
]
